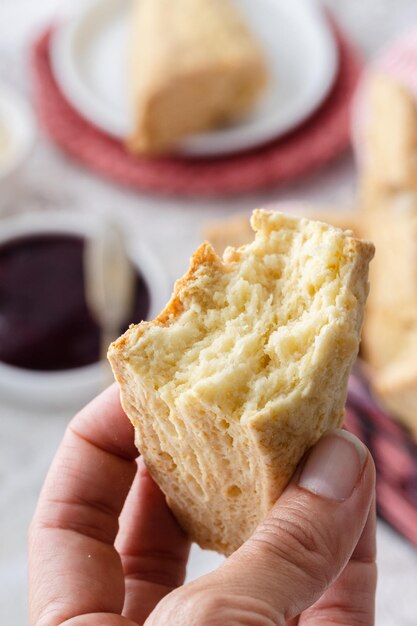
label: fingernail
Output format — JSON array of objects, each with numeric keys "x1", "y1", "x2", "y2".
[{"x1": 298, "y1": 430, "x2": 367, "y2": 501}]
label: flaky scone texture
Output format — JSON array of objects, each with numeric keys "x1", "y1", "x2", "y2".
[{"x1": 109, "y1": 210, "x2": 374, "y2": 555}]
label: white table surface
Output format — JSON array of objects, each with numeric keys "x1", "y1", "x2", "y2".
[{"x1": 1, "y1": 1, "x2": 417, "y2": 624}]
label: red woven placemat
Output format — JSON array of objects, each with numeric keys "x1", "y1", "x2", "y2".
[
  {"x1": 31, "y1": 23, "x2": 362, "y2": 197},
  {"x1": 346, "y1": 371, "x2": 417, "y2": 548}
]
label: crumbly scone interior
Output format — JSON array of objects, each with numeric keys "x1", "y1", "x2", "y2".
[{"x1": 131, "y1": 214, "x2": 357, "y2": 423}]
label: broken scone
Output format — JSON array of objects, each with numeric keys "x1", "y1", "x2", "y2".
[
  {"x1": 109, "y1": 210, "x2": 374, "y2": 555},
  {"x1": 128, "y1": 0, "x2": 268, "y2": 155}
]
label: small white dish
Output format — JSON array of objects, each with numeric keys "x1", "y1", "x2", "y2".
[
  {"x1": 0, "y1": 210, "x2": 170, "y2": 410},
  {"x1": 51, "y1": 0, "x2": 338, "y2": 158},
  {"x1": 0, "y1": 84, "x2": 35, "y2": 181}
]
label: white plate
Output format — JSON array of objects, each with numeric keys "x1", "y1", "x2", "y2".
[{"x1": 51, "y1": 0, "x2": 338, "y2": 157}]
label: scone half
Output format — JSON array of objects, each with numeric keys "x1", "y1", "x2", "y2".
[{"x1": 109, "y1": 210, "x2": 374, "y2": 555}]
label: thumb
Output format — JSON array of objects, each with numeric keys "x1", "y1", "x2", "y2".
[{"x1": 146, "y1": 429, "x2": 375, "y2": 626}]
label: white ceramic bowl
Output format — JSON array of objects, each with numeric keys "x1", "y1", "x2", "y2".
[
  {"x1": 0, "y1": 84, "x2": 35, "y2": 182},
  {"x1": 0, "y1": 210, "x2": 170, "y2": 410}
]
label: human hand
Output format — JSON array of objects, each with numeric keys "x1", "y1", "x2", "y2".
[{"x1": 29, "y1": 385, "x2": 376, "y2": 626}]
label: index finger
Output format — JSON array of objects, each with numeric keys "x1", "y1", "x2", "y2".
[{"x1": 29, "y1": 385, "x2": 138, "y2": 626}]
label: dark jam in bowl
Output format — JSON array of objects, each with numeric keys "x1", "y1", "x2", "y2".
[{"x1": 0, "y1": 234, "x2": 150, "y2": 371}]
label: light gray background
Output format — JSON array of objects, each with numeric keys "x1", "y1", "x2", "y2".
[{"x1": 1, "y1": 1, "x2": 417, "y2": 624}]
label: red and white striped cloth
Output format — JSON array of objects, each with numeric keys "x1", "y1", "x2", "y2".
[{"x1": 346, "y1": 369, "x2": 417, "y2": 548}]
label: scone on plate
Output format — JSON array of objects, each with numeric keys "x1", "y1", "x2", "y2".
[
  {"x1": 109, "y1": 210, "x2": 374, "y2": 555},
  {"x1": 127, "y1": 0, "x2": 268, "y2": 155}
]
